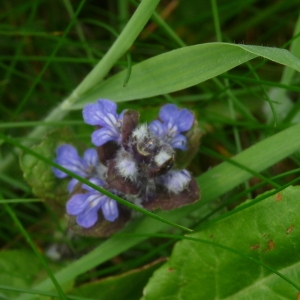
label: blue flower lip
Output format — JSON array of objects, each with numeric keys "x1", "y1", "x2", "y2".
[
  {"x1": 149, "y1": 104, "x2": 194, "y2": 150},
  {"x1": 83, "y1": 99, "x2": 124, "y2": 147}
]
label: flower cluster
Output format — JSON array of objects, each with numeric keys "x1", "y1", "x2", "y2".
[
  {"x1": 149, "y1": 104, "x2": 194, "y2": 150},
  {"x1": 83, "y1": 100, "x2": 124, "y2": 147},
  {"x1": 52, "y1": 145, "x2": 118, "y2": 228},
  {"x1": 53, "y1": 99, "x2": 200, "y2": 235}
]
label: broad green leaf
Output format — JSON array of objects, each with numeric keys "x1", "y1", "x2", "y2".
[
  {"x1": 0, "y1": 250, "x2": 42, "y2": 299},
  {"x1": 143, "y1": 186, "x2": 300, "y2": 300},
  {"x1": 68, "y1": 259, "x2": 165, "y2": 300},
  {"x1": 20, "y1": 128, "x2": 78, "y2": 213},
  {"x1": 16, "y1": 123, "x2": 300, "y2": 300},
  {"x1": 71, "y1": 43, "x2": 300, "y2": 109}
]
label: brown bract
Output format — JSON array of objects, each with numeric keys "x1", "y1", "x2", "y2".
[
  {"x1": 106, "y1": 160, "x2": 139, "y2": 195},
  {"x1": 96, "y1": 110, "x2": 140, "y2": 165},
  {"x1": 121, "y1": 110, "x2": 140, "y2": 149},
  {"x1": 142, "y1": 177, "x2": 200, "y2": 211},
  {"x1": 66, "y1": 206, "x2": 131, "y2": 237},
  {"x1": 97, "y1": 139, "x2": 119, "y2": 166}
]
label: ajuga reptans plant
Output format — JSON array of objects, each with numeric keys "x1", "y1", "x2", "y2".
[{"x1": 53, "y1": 100, "x2": 201, "y2": 237}]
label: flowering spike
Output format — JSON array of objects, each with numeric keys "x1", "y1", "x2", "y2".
[{"x1": 52, "y1": 100, "x2": 200, "y2": 235}]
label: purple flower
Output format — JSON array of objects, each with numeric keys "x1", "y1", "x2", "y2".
[
  {"x1": 66, "y1": 178, "x2": 119, "y2": 228},
  {"x1": 83, "y1": 99, "x2": 124, "y2": 147},
  {"x1": 149, "y1": 104, "x2": 194, "y2": 150},
  {"x1": 158, "y1": 169, "x2": 191, "y2": 194},
  {"x1": 53, "y1": 144, "x2": 99, "y2": 193}
]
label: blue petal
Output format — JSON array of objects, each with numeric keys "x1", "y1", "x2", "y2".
[
  {"x1": 53, "y1": 144, "x2": 87, "y2": 177},
  {"x1": 56, "y1": 144, "x2": 78, "y2": 158},
  {"x1": 67, "y1": 178, "x2": 79, "y2": 193},
  {"x1": 53, "y1": 144, "x2": 81, "y2": 178},
  {"x1": 75, "y1": 193, "x2": 107, "y2": 227},
  {"x1": 83, "y1": 148, "x2": 98, "y2": 167},
  {"x1": 159, "y1": 104, "x2": 194, "y2": 133},
  {"x1": 90, "y1": 177, "x2": 106, "y2": 186},
  {"x1": 83, "y1": 99, "x2": 119, "y2": 128},
  {"x1": 119, "y1": 109, "x2": 126, "y2": 120},
  {"x1": 102, "y1": 199, "x2": 119, "y2": 222},
  {"x1": 66, "y1": 193, "x2": 89, "y2": 215},
  {"x1": 82, "y1": 103, "x2": 104, "y2": 125},
  {"x1": 100, "y1": 112, "x2": 119, "y2": 129},
  {"x1": 97, "y1": 100, "x2": 119, "y2": 128},
  {"x1": 91, "y1": 127, "x2": 120, "y2": 146},
  {"x1": 85, "y1": 193, "x2": 104, "y2": 208},
  {"x1": 76, "y1": 208, "x2": 99, "y2": 228},
  {"x1": 148, "y1": 120, "x2": 165, "y2": 138},
  {"x1": 176, "y1": 108, "x2": 194, "y2": 132},
  {"x1": 171, "y1": 134, "x2": 187, "y2": 150},
  {"x1": 82, "y1": 177, "x2": 106, "y2": 192},
  {"x1": 97, "y1": 99, "x2": 117, "y2": 115},
  {"x1": 54, "y1": 159, "x2": 86, "y2": 177},
  {"x1": 159, "y1": 104, "x2": 179, "y2": 123},
  {"x1": 52, "y1": 166, "x2": 68, "y2": 178}
]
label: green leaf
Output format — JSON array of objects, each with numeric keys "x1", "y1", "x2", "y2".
[
  {"x1": 143, "y1": 186, "x2": 300, "y2": 300},
  {"x1": 68, "y1": 259, "x2": 165, "y2": 300},
  {"x1": 0, "y1": 250, "x2": 42, "y2": 299},
  {"x1": 71, "y1": 43, "x2": 300, "y2": 109},
  {"x1": 19, "y1": 128, "x2": 78, "y2": 213}
]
